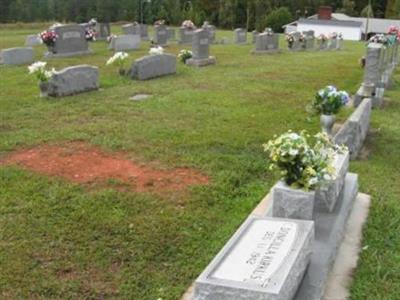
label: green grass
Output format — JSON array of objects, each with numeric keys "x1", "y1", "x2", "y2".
[{"x1": 0, "y1": 24, "x2": 399, "y2": 299}]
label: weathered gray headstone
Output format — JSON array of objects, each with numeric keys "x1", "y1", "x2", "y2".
[
  {"x1": 334, "y1": 98, "x2": 372, "y2": 160},
  {"x1": 253, "y1": 32, "x2": 279, "y2": 54},
  {"x1": 129, "y1": 53, "x2": 176, "y2": 80},
  {"x1": 179, "y1": 27, "x2": 195, "y2": 44},
  {"x1": 252, "y1": 30, "x2": 259, "y2": 44},
  {"x1": 154, "y1": 24, "x2": 168, "y2": 46},
  {"x1": 303, "y1": 31, "x2": 315, "y2": 50},
  {"x1": 140, "y1": 24, "x2": 149, "y2": 40},
  {"x1": 318, "y1": 38, "x2": 328, "y2": 50},
  {"x1": 186, "y1": 28, "x2": 216, "y2": 67},
  {"x1": 354, "y1": 43, "x2": 383, "y2": 107},
  {"x1": 288, "y1": 32, "x2": 303, "y2": 51},
  {"x1": 46, "y1": 65, "x2": 99, "y2": 97},
  {"x1": 25, "y1": 35, "x2": 42, "y2": 46},
  {"x1": 167, "y1": 28, "x2": 176, "y2": 41},
  {"x1": 0, "y1": 47, "x2": 34, "y2": 65},
  {"x1": 122, "y1": 23, "x2": 137, "y2": 35},
  {"x1": 315, "y1": 151, "x2": 349, "y2": 213},
  {"x1": 192, "y1": 216, "x2": 314, "y2": 300},
  {"x1": 45, "y1": 24, "x2": 91, "y2": 57},
  {"x1": 95, "y1": 22, "x2": 111, "y2": 40},
  {"x1": 202, "y1": 22, "x2": 216, "y2": 44},
  {"x1": 234, "y1": 28, "x2": 247, "y2": 44},
  {"x1": 108, "y1": 35, "x2": 141, "y2": 51},
  {"x1": 328, "y1": 38, "x2": 338, "y2": 50}
]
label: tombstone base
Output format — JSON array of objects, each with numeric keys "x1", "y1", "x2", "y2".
[
  {"x1": 186, "y1": 57, "x2": 216, "y2": 67},
  {"x1": 252, "y1": 49, "x2": 281, "y2": 55},
  {"x1": 294, "y1": 173, "x2": 359, "y2": 300},
  {"x1": 45, "y1": 49, "x2": 93, "y2": 58}
]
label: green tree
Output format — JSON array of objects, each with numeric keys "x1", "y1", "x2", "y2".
[{"x1": 265, "y1": 7, "x2": 292, "y2": 33}]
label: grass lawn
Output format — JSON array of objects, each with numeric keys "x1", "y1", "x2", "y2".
[{"x1": 0, "y1": 24, "x2": 399, "y2": 299}]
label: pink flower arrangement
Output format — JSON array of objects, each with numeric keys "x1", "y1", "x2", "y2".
[
  {"x1": 317, "y1": 34, "x2": 328, "y2": 41},
  {"x1": 85, "y1": 28, "x2": 96, "y2": 41},
  {"x1": 40, "y1": 30, "x2": 58, "y2": 46},
  {"x1": 182, "y1": 20, "x2": 196, "y2": 29}
]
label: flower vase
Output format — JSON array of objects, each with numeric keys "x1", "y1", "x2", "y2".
[
  {"x1": 39, "y1": 81, "x2": 49, "y2": 98},
  {"x1": 272, "y1": 181, "x2": 315, "y2": 220},
  {"x1": 320, "y1": 114, "x2": 336, "y2": 136}
]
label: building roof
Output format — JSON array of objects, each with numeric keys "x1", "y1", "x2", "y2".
[
  {"x1": 297, "y1": 18, "x2": 363, "y2": 28},
  {"x1": 284, "y1": 13, "x2": 400, "y2": 34}
]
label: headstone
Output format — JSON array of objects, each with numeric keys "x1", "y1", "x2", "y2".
[
  {"x1": 253, "y1": 32, "x2": 279, "y2": 54},
  {"x1": 25, "y1": 35, "x2": 42, "y2": 46},
  {"x1": 179, "y1": 27, "x2": 195, "y2": 44},
  {"x1": 46, "y1": 65, "x2": 99, "y2": 97},
  {"x1": 186, "y1": 28, "x2": 216, "y2": 67},
  {"x1": 122, "y1": 23, "x2": 136, "y2": 35},
  {"x1": 315, "y1": 151, "x2": 350, "y2": 212},
  {"x1": 108, "y1": 35, "x2": 141, "y2": 51},
  {"x1": 234, "y1": 28, "x2": 247, "y2": 44},
  {"x1": 303, "y1": 30, "x2": 315, "y2": 50},
  {"x1": 45, "y1": 24, "x2": 91, "y2": 57},
  {"x1": 354, "y1": 43, "x2": 383, "y2": 107},
  {"x1": 140, "y1": 24, "x2": 149, "y2": 40},
  {"x1": 334, "y1": 98, "x2": 372, "y2": 159},
  {"x1": 252, "y1": 30, "x2": 259, "y2": 44},
  {"x1": 128, "y1": 53, "x2": 176, "y2": 80},
  {"x1": 192, "y1": 216, "x2": 314, "y2": 300},
  {"x1": 167, "y1": 28, "x2": 176, "y2": 41},
  {"x1": 318, "y1": 38, "x2": 328, "y2": 51},
  {"x1": 0, "y1": 47, "x2": 34, "y2": 65},
  {"x1": 288, "y1": 32, "x2": 303, "y2": 51},
  {"x1": 202, "y1": 22, "x2": 216, "y2": 44},
  {"x1": 154, "y1": 24, "x2": 168, "y2": 46},
  {"x1": 95, "y1": 22, "x2": 111, "y2": 40},
  {"x1": 328, "y1": 38, "x2": 338, "y2": 50}
]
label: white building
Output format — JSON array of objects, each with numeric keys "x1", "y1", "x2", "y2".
[
  {"x1": 284, "y1": 10, "x2": 400, "y2": 41},
  {"x1": 296, "y1": 19, "x2": 362, "y2": 40}
]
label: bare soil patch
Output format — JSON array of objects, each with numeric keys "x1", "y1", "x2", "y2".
[{"x1": 1, "y1": 142, "x2": 209, "y2": 193}]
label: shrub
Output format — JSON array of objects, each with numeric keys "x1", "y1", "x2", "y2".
[{"x1": 265, "y1": 7, "x2": 292, "y2": 33}]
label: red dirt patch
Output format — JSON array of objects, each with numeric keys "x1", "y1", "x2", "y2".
[{"x1": 1, "y1": 143, "x2": 209, "y2": 193}]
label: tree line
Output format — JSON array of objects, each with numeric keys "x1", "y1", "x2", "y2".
[{"x1": 1, "y1": 0, "x2": 399, "y2": 32}]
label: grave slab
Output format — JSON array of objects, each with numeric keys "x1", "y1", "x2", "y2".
[
  {"x1": 0, "y1": 47, "x2": 34, "y2": 65},
  {"x1": 294, "y1": 173, "x2": 358, "y2": 300},
  {"x1": 25, "y1": 35, "x2": 42, "y2": 46},
  {"x1": 109, "y1": 35, "x2": 141, "y2": 51},
  {"x1": 192, "y1": 216, "x2": 314, "y2": 300}
]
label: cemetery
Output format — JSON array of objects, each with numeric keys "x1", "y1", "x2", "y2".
[{"x1": 1, "y1": 6, "x2": 400, "y2": 300}]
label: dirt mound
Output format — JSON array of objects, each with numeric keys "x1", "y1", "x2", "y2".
[{"x1": 2, "y1": 142, "x2": 209, "y2": 193}]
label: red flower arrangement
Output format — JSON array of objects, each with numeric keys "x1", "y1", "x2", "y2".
[
  {"x1": 85, "y1": 28, "x2": 96, "y2": 41},
  {"x1": 40, "y1": 30, "x2": 58, "y2": 46}
]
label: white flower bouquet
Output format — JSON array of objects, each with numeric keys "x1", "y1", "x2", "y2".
[
  {"x1": 178, "y1": 49, "x2": 193, "y2": 63},
  {"x1": 28, "y1": 61, "x2": 55, "y2": 82},
  {"x1": 106, "y1": 52, "x2": 129, "y2": 75},
  {"x1": 149, "y1": 46, "x2": 164, "y2": 55},
  {"x1": 263, "y1": 131, "x2": 344, "y2": 191}
]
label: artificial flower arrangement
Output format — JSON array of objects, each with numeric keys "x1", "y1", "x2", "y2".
[
  {"x1": 182, "y1": 20, "x2": 196, "y2": 29},
  {"x1": 310, "y1": 85, "x2": 349, "y2": 115},
  {"x1": 85, "y1": 28, "x2": 96, "y2": 41},
  {"x1": 285, "y1": 32, "x2": 296, "y2": 47},
  {"x1": 369, "y1": 34, "x2": 389, "y2": 45},
  {"x1": 317, "y1": 34, "x2": 328, "y2": 41},
  {"x1": 308, "y1": 85, "x2": 350, "y2": 135},
  {"x1": 263, "y1": 130, "x2": 343, "y2": 191},
  {"x1": 178, "y1": 49, "x2": 193, "y2": 63},
  {"x1": 265, "y1": 28, "x2": 274, "y2": 36},
  {"x1": 107, "y1": 34, "x2": 117, "y2": 43},
  {"x1": 28, "y1": 61, "x2": 56, "y2": 97},
  {"x1": 330, "y1": 32, "x2": 338, "y2": 39},
  {"x1": 149, "y1": 46, "x2": 164, "y2": 55},
  {"x1": 40, "y1": 30, "x2": 58, "y2": 46},
  {"x1": 106, "y1": 52, "x2": 129, "y2": 75},
  {"x1": 154, "y1": 19, "x2": 166, "y2": 26},
  {"x1": 338, "y1": 33, "x2": 343, "y2": 40},
  {"x1": 28, "y1": 61, "x2": 55, "y2": 82}
]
